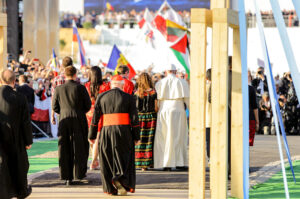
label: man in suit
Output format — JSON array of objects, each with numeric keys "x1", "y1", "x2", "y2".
[
  {"x1": 16, "y1": 75, "x2": 35, "y2": 114},
  {"x1": 0, "y1": 69, "x2": 33, "y2": 198},
  {"x1": 52, "y1": 66, "x2": 91, "y2": 186}
]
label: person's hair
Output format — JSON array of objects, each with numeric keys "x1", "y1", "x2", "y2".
[
  {"x1": 62, "y1": 56, "x2": 73, "y2": 68},
  {"x1": 117, "y1": 65, "x2": 129, "y2": 75},
  {"x1": 65, "y1": 66, "x2": 77, "y2": 77},
  {"x1": 19, "y1": 75, "x2": 28, "y2": 83},
  {"x1": 136, "y1": 72, "x2": 154, "y2": 99},
  {"x1": 263, "y1": 92, "x2": 269, "y2": 98},
  {"x1": 88, "y1": 66, "x2": 103, "y2": 100},
  {"x1": 258, "y1": 66, "x2": 264, "y2": 71},
  {"x1": 206, "y1": 68, "x2": 211, "y2": 81},
  {"x1": 1, "y1": 69, "x2": 16, "y2": 84}
]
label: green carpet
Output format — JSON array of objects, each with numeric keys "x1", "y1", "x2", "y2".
[
  {"x1": 249, "y1": 161, "x2": 300, "y2": 199},
  {"x1": 27, "y1": 139, "x2": 58, "y2": 157},
  {"x1": 28, "y1": 139, "x2": 59, "y2": 175},
  {"x1": 230, "y1": 161, "x2": 300, "y2": 198},
  {"x1": 28, "y1": 158, "x2": 58, "y2": 175}
]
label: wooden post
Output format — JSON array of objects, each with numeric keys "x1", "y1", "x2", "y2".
[
  {"x1": 23, "y1": 0, "x2": 59, "y2": 64},
  {"x1": 210, "y1": 8, "x2": 229, "y2": 199},
  {"x1": 231, "y1": 27, "x2": 244, "y2": 199},
  {"x1": 189, "y1": 1, "x2": 242, "y2": 198},
  {"x1": 189, "y1": 8, "x2": 211, "y2": 199},
  {"x1": 0, "y1": 12, "x2": 7, "y2": 70}
]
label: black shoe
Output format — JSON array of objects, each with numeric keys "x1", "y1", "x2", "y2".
[
  {"x1": 114, "y1": 180, "x2": 127, "y2": 196},
  {"x1": 65, "y1": 180, "x2": 73, "y2": 186},
  {"x1": 176, "y1": 166, "x2": 188, "y2": 171},
  {"x1": 17, "y1": 185, "x2": 32, "y2": 199},
  {"x1": 163, "y1": 167, "x2": 172, "y2": 171}
]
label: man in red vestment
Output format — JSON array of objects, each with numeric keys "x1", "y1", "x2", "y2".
[{"x1": 88, "y1": 75, "x2": 140, "y2": 196}]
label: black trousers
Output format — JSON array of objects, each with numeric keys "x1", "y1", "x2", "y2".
[{"x1": 206, "y1": 128, "x2": 210, "y2": 159}]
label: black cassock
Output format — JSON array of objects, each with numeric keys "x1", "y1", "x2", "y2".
[
  {"x1": 89, "y1": 88, "x2": 140, "y2": 194},
  {"x1": 0, "y1": 85, "x2": 33, "y2": 198},
  {"x1": 52, "y1": 80, "x2": 91, "y2": 180},
  {"x1": 0, "y1": 143, "x2": 10, "y2": 199}
]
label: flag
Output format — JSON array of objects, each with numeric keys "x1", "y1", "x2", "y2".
[
  {"x1": 72, "y1": 20, "x2": 86, "y2": 66},
  {"x1": 153, "y1": 15, "x2": 167, "y2": 37},
  {"x1": 31, "y1": 95, "x2": 50, "y2": 122},
  {"x1": 138, "y1": 8, "x2": 153, "y2": 28},
  {"x1": 106, "y1": 2, "x2": 114, "y2": 11},
  {"x1": 152, "y1": 1, "x2": 190, "y2": 77},
  {"x1": 52, "y1": 48, "x2": 58, "y2": 68},
  {"x1": 107, "y1": 45, "x2": 136, "y2": 80},
  {"x1": 166, "y1": 19, "x2": 187, "y2": 42},
  {"x1": 156, "y1": 1, "x2": 186, "y2": 27}
]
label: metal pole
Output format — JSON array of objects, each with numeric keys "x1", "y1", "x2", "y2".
[{"x1": 31, "y1": 121, "x2": 50, "y2": 138}]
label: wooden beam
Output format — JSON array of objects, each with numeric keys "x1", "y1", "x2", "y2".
[
  {"x1": 211, "y1": 0, "x2": 227, "y2": 9},
  {"x1": 0, "y1": 12, "x2": 7, "y2": 70},
  {"x1": 213, "y1": 8, "x2": 239, "y2": 29},
  {"x1": 210, "y1": 10, "x2": 229, "y2": 199},
  {"x1": 231, "y1": 28, "x2": 244, "y2": 199},
  {"x1": 189, "y1": 8, "x2": 209, "y2": 199},
  {"x1": 0, "y1": 13, "x2": 7, "y2": 26},
  {"x1": 191, "y1": 9, "x2": 212, "y2": 27},
  {"x1": 23, "y1": 0, "x2": 59, "y2": 64}
]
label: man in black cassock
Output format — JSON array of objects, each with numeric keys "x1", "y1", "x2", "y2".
[
  {"x1": 0, "y1": 69, "x2": 33, "y2": 198},
  {"x1": 52, "y1": 66, "x2": 91, "y2": 185},
  {"x1": 89, "y1": 75, "x2": 140, "y2": 196}
]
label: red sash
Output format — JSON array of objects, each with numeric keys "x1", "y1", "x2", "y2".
[{"x1": 102, "y1": 113, "x2": 130, "y2": 127}]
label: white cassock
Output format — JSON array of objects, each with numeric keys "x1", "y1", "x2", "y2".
[{"x1": 154, "y1": 74, "x2": 189, "y2": 168}]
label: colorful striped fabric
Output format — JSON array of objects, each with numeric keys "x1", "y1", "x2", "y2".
[{"x1": 135, "y1": 112, "x2": 157, "y2": 168}]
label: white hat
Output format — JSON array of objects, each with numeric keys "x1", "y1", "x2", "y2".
[{"x1": 166, "y1": 64, "x2": 177, "y2": 71}]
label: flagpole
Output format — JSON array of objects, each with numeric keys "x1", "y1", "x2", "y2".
[{"x1": 72, "y1": 41, "x2": 74, "y2": 60}]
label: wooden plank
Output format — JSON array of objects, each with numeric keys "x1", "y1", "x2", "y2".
[
  {"x1": 211, "y1": 0, "x2": 227, "y2": 9},
  {"x1": 210, "y1": 15, "x2": 229, "y2": 199},
  {"x1": 191, "y1": 9, "x2": 212, "y2": 27},
  {"x1": 189, "y1": 8, "x2": 209, "y2": 199},
  {"x1": 231, "y1": 28, "x2": 244, "y2": 199},
  {"x1": 23, "y1": 0, "x2": 59, "y2": 64},
  {"x1": 0, "y1": 24, "x2": 7, "y2": 70},
  {"x1": 0, "y1": 13, "x2": 7, "y2": 26},
  {"x1": 213, "y1": 8, "x2": 239, "y2": 28}
]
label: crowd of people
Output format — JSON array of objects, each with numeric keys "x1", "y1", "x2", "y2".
[
  {"x1": 60, "y1": 9, "x2": 299, "y2": 30},
  {"x1": 5, "y1": 50, "x2": 300, "y2": 140},
  {"x1": 60, "y1": 9, "x2": 191, "y2": 29},
  {"x1": 1, "y1": 50, "x2": 299, "y2": 197},
  {"x1": 249, "y1": 67, "x2": 300, "y2": 136},
  {"x1": 0, "y1": 52, "x2": 190, "y2": 197},
  {"x1": 247, "y1": 9, "x2": 299, "y2": 27}
]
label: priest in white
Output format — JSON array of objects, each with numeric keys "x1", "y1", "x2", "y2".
[{"x1": 154, "y1": 64, "x2": 190, "y2": 170}]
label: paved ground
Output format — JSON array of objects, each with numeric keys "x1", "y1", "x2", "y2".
[
  {"x1": 28, "y1": 135, "x2": 300, "y2": 198},
  {"x1": 249, "y1": 135, "x2": 300, "y2": 173},
  {"x1": 28, "y1": 188, "x2": 189, "y2": 199}
]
